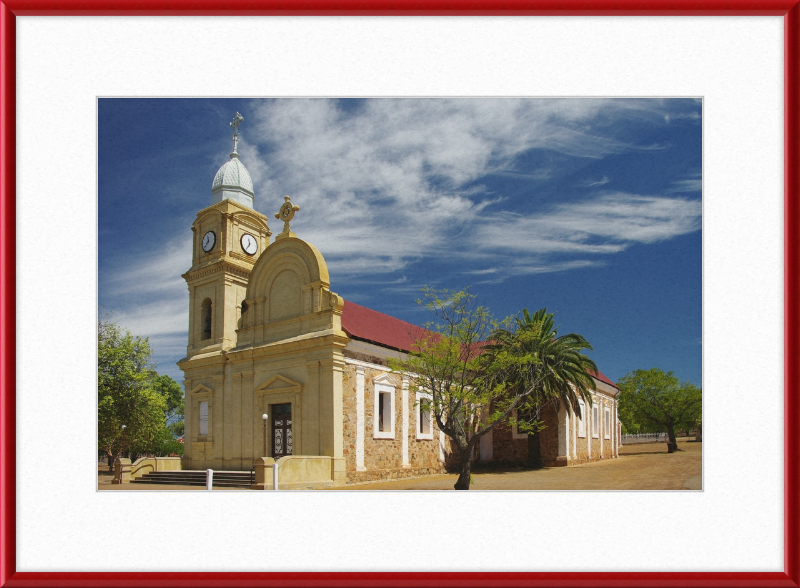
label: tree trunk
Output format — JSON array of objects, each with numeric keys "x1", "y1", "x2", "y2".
[
  {"x1": 105, "y1": 451, "x2": 115, "y2": 474},
  {"x1": 666, "y1": 426, "x2": 679, "y2": 452},
  {"x1": 454, "y1": 452, "x2": 472, "y2": 490},
  {"x1": 527, "y1": 433, "x2": 543, "y2": 469}
]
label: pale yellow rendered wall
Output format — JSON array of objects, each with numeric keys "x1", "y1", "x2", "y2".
[{"x1": 179, "y1": 232, "x2": 348, "y2": 484}]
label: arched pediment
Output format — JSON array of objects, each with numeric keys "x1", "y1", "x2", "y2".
[
  {"x1": 247, "y1": 238, "x2": 330, "y2": 301},
  {"x1": 231, "y1": 209, "x2": 270, "y2": 232},
  {"x1": 235, "y1": 236, "x2": 344, "y2": 347},
  {"x1": 244, "y1": 237, "x2": 339, "y2": 328},
  {"x1": 192, "y1": 209, "x2": 223, "y2": 229}
]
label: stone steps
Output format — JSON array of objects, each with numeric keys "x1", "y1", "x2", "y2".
[{"x1": 132, "y1": 470, "x2": 253, "y2": 488}]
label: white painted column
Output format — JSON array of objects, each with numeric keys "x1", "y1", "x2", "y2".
[
  {"x1": 571, "y1": 405, "x2": 577, "y2": 460},
  {"x1": 355, "y1": 366, "x2": 366, "y2": 471},
  {"x1": 401, "y1": 378, "x2": 410, "y2": 468},
  {"x1": 557, "y1": 405, "x2": 569, "y2": 463},
  {"x1": 615, "y1": 399, "x2": 620, "y2": 457},
  {"x1": 479, "y1": 406, "x2": 493, "y2": 462},
  {"x1": 599, "y1": 400, "x2": 604, "y2": 457},
  {"x1": 588, "y1": 397, "x2": 592, "y2": 459},
  {"x1": 439, "y1": 430, "x2": 446, "y2": 464},
  {"x1": 609, "y1": 398, "x2": 617, "y2": 457},
  {"x1": 611, "y1": 398, "x2": 616, "y2": 458}
]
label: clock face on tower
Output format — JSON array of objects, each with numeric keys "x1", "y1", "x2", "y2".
[
  {"x1": 240, "y1": 233, "x2": 258, "y2": 256},
  {"x1": 202, "y1": 231, "x2": 216, "y2": 252}
]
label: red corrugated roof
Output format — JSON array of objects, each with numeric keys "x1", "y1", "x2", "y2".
[
  {"x1": 341, "y1": 300, "x2": 429, "y2": 352},
  {"x1": 340, "y1": 300, "x2": 617, "y2": 388},
  {"x1": 588, "y1": 369, "x2": 618, "y2": 389}
]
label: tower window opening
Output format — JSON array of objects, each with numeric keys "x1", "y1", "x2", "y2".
[{"x1": 201, "y1": 298, "x2": 212, "y2": 340}]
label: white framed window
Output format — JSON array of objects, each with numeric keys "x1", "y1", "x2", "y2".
[
  {"x1": 578, "y1": 398, "x2": 586, "y2": 438},
  {"x1": 373, "y1": 381, "x2": 396, "y2": 439},
  {"x1": 512, "y1": 408, "x2": 528, "y2": 439},
  {"x1": 604, "y1": 407, "x2": 611, "y2": 439},
  {"x1": 592, "y1": 403, "x2": 600, "y2": 438},
  {"x1": 416, "y1": 392, "x2": 434, "y2": 440}
]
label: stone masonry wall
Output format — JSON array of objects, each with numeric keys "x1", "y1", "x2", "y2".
[
  {"x1": 570, "y1": 392, "x2": 616, "y2": 463},
  {"x1": 539, "y1": 403, "x2": 560, "y2": 465},
  {"x1": 488, "y1": 422, "x2": 527, "y2": 463},
  {"x1": 574, "y1": 404, "x2": 591, "y2": 463},
  {"x1": 342, "y1": 353, "x2": 445, "y2": 484},
  {"x1": 484, "y1": 394, "x2": 616, "y2": 467},
  {"x1": 342, "y1": 364, "x2": 357, "y2": 471}
]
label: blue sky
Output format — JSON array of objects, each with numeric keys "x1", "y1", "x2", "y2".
[{"x1": 98, "y1": 98, "x2": 702, "y2": 388}]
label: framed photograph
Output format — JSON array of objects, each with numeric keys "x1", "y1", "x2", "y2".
[{"x1": 1, "y1": 3, "x2": 798, "y2": 587}]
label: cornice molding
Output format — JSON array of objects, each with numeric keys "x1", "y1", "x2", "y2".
[{"x1": 183, "y1": 260, "x2": 253, "y2": 282}]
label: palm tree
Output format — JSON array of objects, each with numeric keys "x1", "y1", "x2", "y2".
[{"x1": 489, "y1": 308, "x2": 598, "y2": 469}]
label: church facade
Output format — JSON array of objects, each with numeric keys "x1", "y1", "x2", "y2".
[{"x1": 177, "y1": 115, "x2": 621, "y2": 485}]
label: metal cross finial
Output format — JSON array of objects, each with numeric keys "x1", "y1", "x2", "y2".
[{"x1": 230, "y1": 112, "x2": 244, "y2": 152}]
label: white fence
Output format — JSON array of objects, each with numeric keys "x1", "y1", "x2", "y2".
[{"x1": 621, "y1": 433, "x2": 668, "y2": 444}]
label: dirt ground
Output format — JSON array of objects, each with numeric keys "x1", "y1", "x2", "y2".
[
  {"x1": 331, "y1": 438, "x2": 702, "y2": 491},
  {"x1": 99, "y1": 439, "x2": 701, "y2": 491}
]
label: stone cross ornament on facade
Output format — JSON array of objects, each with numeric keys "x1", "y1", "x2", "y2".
[
  {"x1": 230, "y1": 112, "x2": 244, "y2": 153},
  {"x1": 275, "y1": 196, "x2": 301, "y2": 239}
]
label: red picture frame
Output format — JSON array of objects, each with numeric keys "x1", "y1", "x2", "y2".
[{"x1": 1, "y1": 3, "x2": 798, "y2": 587}]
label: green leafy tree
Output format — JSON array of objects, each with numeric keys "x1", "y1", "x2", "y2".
[
  {"x1": 152, "y1": 373, "x2": 185, "y2": 444},
  {"x1": 390, "y1": 288, "x2": 511, "y2": 490},
  {"x1": 617, "y1": 399, "x2": 641, "y2": 435},
  {"x1": 168, "y1": 420, "x2": 185, "y2": 438},
  {"x1": 152, "y1": 373, "x2": 184, "y2": 423},
  {"x1": 144, "y1": 424, "x2": 185, "y2": 457},
  {"x1": 390, "y1": 289, "x2": 596, "y2": 490},
  {"x1": 98, "y1": 316, "x2": 169, "y2": 471},
  {"x1": 617, "y1": 368, "x2": 702, "y2": 449},
  {"x1": 489, "y1": 308, "x2": 598, "y2": 469}
]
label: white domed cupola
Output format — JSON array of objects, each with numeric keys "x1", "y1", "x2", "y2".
[{"x1": 211, "y1": 112, "x2": 255, "y2": 209}]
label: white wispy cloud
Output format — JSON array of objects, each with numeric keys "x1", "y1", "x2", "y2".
[
  {"x1": 112, "y1": 298, "x2": 188, "y2": 339},
  {"x1": 579, "y1": 176, "x2": 610, "y2": 188},
  {"x1": 242, "y1": 98, "x2": 700, "y2": 280},
  {"x1": 101, "y1": 98, "x2": 701, "y2": 376},
  {"x1": 476, "y1": 194, "x2": 701, "y2": 254},
  {"x1": 103, "y1": 236, "x2": 192, "y2": 297},
  {"x1": 665, "y1": 111, "x2": 702, "y2": 123},
  {"x1": 101, "y1": 236, "x2": 192, "y2": 377},
  {"x1": 667, "y1": 173, "x2": 703, "y2": 194}
]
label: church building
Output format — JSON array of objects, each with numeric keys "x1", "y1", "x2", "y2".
[{"x1": 177, "y1": 114, "x2": 621, "y2": 486}]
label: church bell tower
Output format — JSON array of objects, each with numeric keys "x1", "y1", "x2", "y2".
[{"x1": 182, "y1": 112, "x2": 271, "y2": 355}]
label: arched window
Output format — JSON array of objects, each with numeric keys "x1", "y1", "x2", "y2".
[{"x1": 201, "y1": 298, "x2": 212, "y2": 340}]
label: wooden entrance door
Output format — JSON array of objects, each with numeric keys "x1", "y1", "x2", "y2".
[{"x1": 271, "y1": 403, "x2": 293, "y2": 458}]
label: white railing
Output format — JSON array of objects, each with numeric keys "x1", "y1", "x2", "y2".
[{"x1": 621, "y1": 433, "x2": 668, "y2": 444}]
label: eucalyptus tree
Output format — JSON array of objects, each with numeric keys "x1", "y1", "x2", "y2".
[
  {"x1": 617, "y1": 368, "x2": 702, "y2": 450},
  {"x1": 389, "y1": 289, "x2": 522, "y2": 489},
  {"x1": 98, "y1": 316, "x2": 168, "y2": 471}
]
